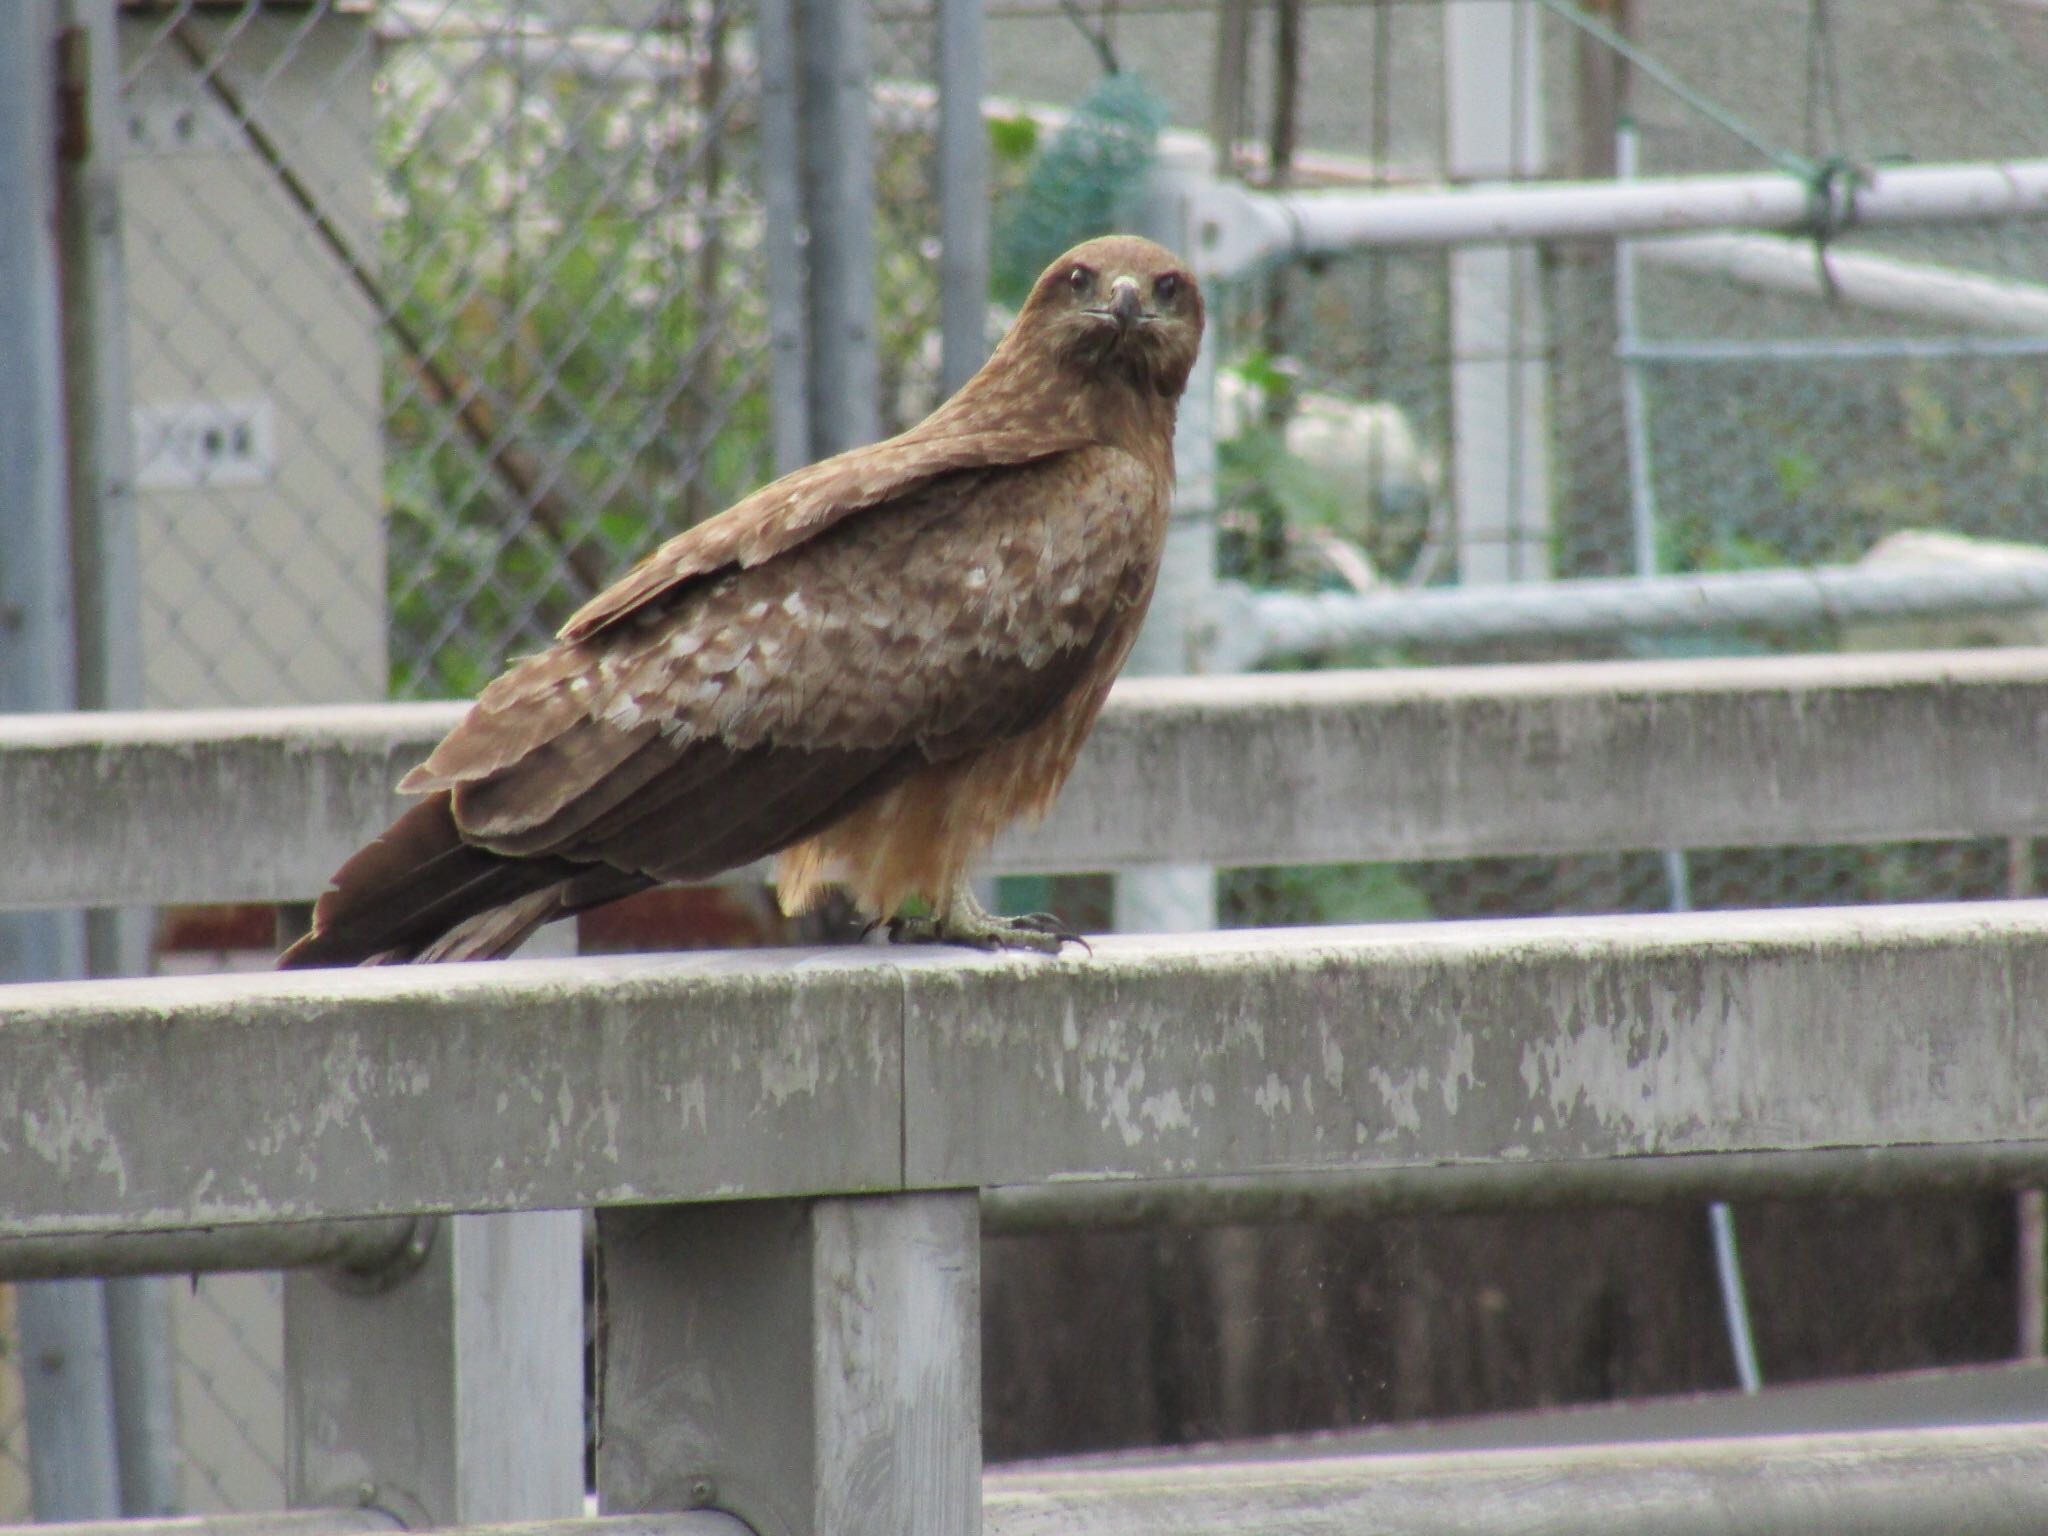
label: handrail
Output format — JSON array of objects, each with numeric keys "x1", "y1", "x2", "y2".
[
  {"x1": 3, "y1": 904, "x2": 2045, "y2": 1239},
  {"x1": 7, "y1": 648, "x2": 2048, "y2": 909}
]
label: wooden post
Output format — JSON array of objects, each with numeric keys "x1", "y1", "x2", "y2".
[
  {"x1": 283, "y1": 1210, "x2": 585, "y2": 1525},
  {"x1": 596, "y1": 1193, "x2": 981, "y2": 1536}
]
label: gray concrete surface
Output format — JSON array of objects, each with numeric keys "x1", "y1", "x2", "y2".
[
  {"x1": 982, "y1": 1423, "x2": 2048, "y2": 1536},
  {"x1": 11, "y1": 648, "x2": 2048, "y2": 908},
  {"x1": 1, "y1": 904, "x2": 2045, "y2": 1235}
]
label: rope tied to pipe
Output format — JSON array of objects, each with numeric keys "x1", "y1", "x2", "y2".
[{"x1": 1802, "y1": 153, "x2": 1870, "y2": 301}]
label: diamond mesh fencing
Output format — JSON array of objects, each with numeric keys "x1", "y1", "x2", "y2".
[
  {"x1": 1053, "y1": 0, "x2": 2048, "y2": 930},
  {"x1": 72, "y1": 0, "x2": 2048, "y2": 1507},
  {"x1": 0, "y1": 1295, "x2": 31, "y2": 1521}
]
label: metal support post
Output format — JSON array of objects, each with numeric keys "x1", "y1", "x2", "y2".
[
  {"x1": 105, "y1": 1278, "x2": 178, "y2": 1515},
  {"x1": 757, "y1": 0, "x2": 810, "y2": 476},
  {"x1": 55, "y1": 4, "x2": 164, "y2": 1508},
  {"x1": 2, "y1": 4, "x2": 122, "y2": 1517},
  {"x1": 935, "y1": 0, "x2": 988, "y2": 396},
  {"x1": 797, "y1": 0, "x2": 879, "y2": 456},
  {"x1": 596, "y1": 1193, "x2": 982, "y2": 1536},
  {"x1": 1445, "y1": 0, "x2": 1551, "y2": 583},
  {"x1": 16, "y1": 1283, "x2": 121, "y2": 1520},
  {"x1": 1114, "y1": 149, "x2": 1222, "y2": 935}
]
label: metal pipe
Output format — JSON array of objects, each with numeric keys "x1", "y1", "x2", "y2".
[
  {"x1": 935, "y1": 0, "x2": 987, "y2": 397},
  {"x1": 1189, "y1": 157, "x2": 2048, "y2": 279},
  {"x1": 0, "y1": 0, "x2": 87, "y2": 982},
  {"x1": 1710, "y1": 1201, "x2": 1763, "y2": 1394},
  {"x1": 1114, "y1": 150, "x2": 1222, "y2": 935},
  {"x1": 1645, "y1": 231, "x2": 2048, "y2": 336},
  {"x1": 1, "y1": 4, "x2": 120, "y2": 1517},
  {"x1": 0, "y1": 1513, "x2": 403, "y2": 1536},
  {"x1": 104, "y1": 1278, "x2": 177, "y2": 1516},
  {"x1": 756, "y1": 0, "x2": 810, "y2": 475},
  {"x1": 1221, "y1": 559, "x2": 2048, "y2": 666},
  {"x1": 0, "y1": 1517, "x2": 763, "y2": 1536},
  {"x1": 798, "y1": 0, "x2": 879, "y2": 455},
  {"x1": 980, "y1": 1144, "x2": 2048, "y2": 1234},
  {"x1": 1625, "y1": 335, "x2": 2048, "y2": 363},
  {"x1": 1288, "y1": 157, "x2": 2048, "y2": 249},
  {"x1": 16, "y1": 1281, "x2": 121, "y2": 1520},
  {"x1": 0, "y1": 1218, "x2": 428, "y2": 1284}
]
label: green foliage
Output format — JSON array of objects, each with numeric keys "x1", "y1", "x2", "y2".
[
  {"x1": 987, "y1": 113, "x2": 1040, "y2": 166},
  {"x1": 990, "y1": 74, "x2": 1168, "y2": 305},
  {"x1": 377, "y1": 46, "x2": 775, "y2": 698},
  {"x1": 1222, "y1": 863, "x2": 1434, "y2": 927}
]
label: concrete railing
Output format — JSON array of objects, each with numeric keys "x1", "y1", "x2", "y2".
[
  {"x1": 10, "y1": 652, "x2": 2048, "y2": 1531},
  {"x1": 3, "y1": 908, "x2": 2048, "y2": 1531},
  {"x1": 8, "y1": 907, "x2": 2048, "y2": 1234},
  {"x1": 8, "y1": 647, "x2": 2048, "y2": 909}
]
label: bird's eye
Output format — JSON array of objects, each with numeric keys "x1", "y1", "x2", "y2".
[
  {"x1": 1154, "y1": 272, "x2": 1183, "y2": 304},
  {"x1": 1066, "y1": 265, "x2": 1095, "y2": 295}
]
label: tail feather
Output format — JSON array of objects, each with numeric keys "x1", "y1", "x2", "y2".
[{"x1": 279, "y1": 793, "x2": 611, "y2": 968}]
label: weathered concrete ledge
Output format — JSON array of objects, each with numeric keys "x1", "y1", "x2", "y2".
[
  {"x1": 982, "y1": 1423, "x2": 2048, "y2": 1535},
  {"x1": 0, "y1": 903, "x2": 2044, "y2": 1236},
  {"x1": 9, "y1": 647, "x2": 2048, "y2": 908}
]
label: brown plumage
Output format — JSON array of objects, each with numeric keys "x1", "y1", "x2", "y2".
[{"x1": 280, "y1": 235, "x2": 1204, "y2": 967}]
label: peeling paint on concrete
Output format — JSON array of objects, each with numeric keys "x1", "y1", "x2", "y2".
[
  {"x1": 4, "y1": 910, "x2": 2048, "y2": 1235},
  {"x1": 22, "y1": 1060, "x2": 130, "y2": 1194}
]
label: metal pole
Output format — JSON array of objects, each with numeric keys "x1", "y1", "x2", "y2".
[
  {"x1": 757, "y1": 0, "x2": 810, "y2": 475},
  {"x1": 1116, "y1": 147, "x2": 1220, "y2": 935},
  {"x1": 1184, "y1": 157, "x2": 2048, "y2": 283},
  {"x1": 798, "y1": 0, "x2": 878, "y2": 456},
  {"x1": 16, "y1": 1283, "x2": 121, "y2": 1519},
  {"x1": 1445, "y1": 0, "x2": 1549, "y2": 584},
  {"x1": 0, "y1": 4, "x2": 122, "y2": 1516},
  {"x1": 1219, "y1": 558, "x2": 2048, "y2": 667},
  {"x1": 55, "y1": 2, "x2": 169, "y2": 1508},
  {"x1": 935, "y1": 0, "x2": 987, "y2": 397},
  {"x1": 103, "y1": 1280, "x2": 177, "y2": 1515},
  {"x1": 1644, "y1": 233, "x2": 2048, "y2": 338}
]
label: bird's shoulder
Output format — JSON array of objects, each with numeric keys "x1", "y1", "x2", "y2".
[{"x1": 557, "y1": 421, "x2": 1100, "y2": 644}]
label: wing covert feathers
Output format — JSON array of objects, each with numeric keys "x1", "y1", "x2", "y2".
[{"x1": 289, "y1": 442, "x2": 1170, "y2": 965}]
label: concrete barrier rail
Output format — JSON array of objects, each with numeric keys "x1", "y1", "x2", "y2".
[
  {"x1": 7, "y1": 648, "x2": 2048, "y2": 908},
  {"x1": 4, "y1": 902, "x2": 2046, "y2": 1238}
]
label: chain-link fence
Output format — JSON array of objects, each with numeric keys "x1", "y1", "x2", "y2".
[
  {"x1": 72, "y1": 0, "x2": 2048, "y2": 1510},
  {"x1": 0, "y1": 1295, "x2": 31, "y2": 1520}
]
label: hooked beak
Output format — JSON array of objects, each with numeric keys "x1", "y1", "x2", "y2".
[{"x1": 1107, "y1": 275, "x2": 1144, "y2": 332}]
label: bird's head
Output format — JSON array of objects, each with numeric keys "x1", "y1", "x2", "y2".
[{"x1": 1019, "y1": 235, "x2": 1204, "y2": 401}]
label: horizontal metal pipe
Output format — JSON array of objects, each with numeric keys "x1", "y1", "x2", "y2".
[
  {"x1": 0, "y1": 1218, "x2": 427, "y2": 1283},
  {"x1": 0, "y1": 1516, "x2": 752, "y2": 1536},
  {"x1": 1276, "y1": 158, "x2": 2048, "y2": 253},
  {"x1": 981, "y1": 1144, "x2": 2048, "y2": 1234},
  {"x1": 1623, "y1": 336, "x2": 2048, "y2": 364},
  {"x1": 984, "y1": 1423, "x2": 2048, "y2": 1535},
  {"x1": 0, "y1": 1512, "x2": 402, "y2": 1536},
  {"x1": 1645, "y1": 232, "x2": 2048, "y2": 336},
  {"x1": 1225, "y1": 561, "x2": 2048, "y2": 664}
]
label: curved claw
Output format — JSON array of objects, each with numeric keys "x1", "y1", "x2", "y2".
[
  {"x1": 1008, "y1": 912, "x2": 1092, "y2": 954},
  {"x1": 885, "y1": 910, "x2": 1078, "y2": 956}
]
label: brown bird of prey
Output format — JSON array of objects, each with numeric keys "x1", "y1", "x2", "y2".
[{"x1": 280, "y1": 235, "x2": 1202, "y2": 967}]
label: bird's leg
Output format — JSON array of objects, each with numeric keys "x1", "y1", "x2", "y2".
[{"x1": 888, "y1": 878, "x2": 1086, "y2": 955}]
